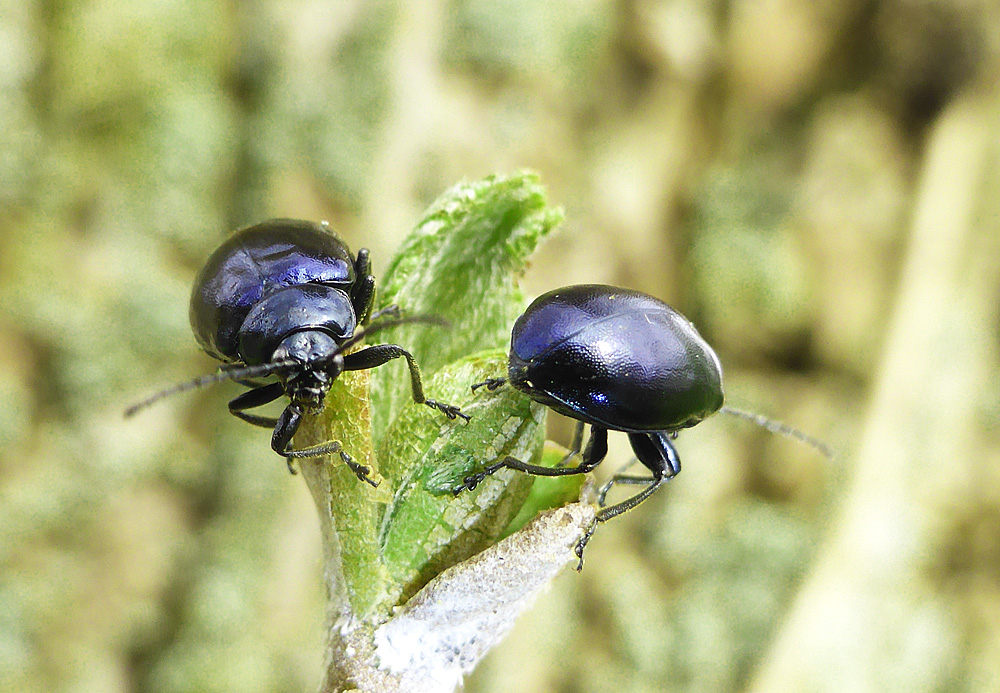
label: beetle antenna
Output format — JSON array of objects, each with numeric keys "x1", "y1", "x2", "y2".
[
  {"x1": 720, "y1": 405, "x2": 833, "y2": 459},
  {"x1": 125, "y1": 315, "x2": 449, "y2": 418},
  {"x1": 124, "y1": 359, "x2": 299, "y2": 417}
]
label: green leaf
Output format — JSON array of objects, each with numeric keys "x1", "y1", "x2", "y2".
[
  {"x1": 298, "y1": 172, "x2": 569, "y2": 620},
  {"x1": 378, "y1": 351, "x2": 545, "y2": 603},
  {"x1": 369, "y1": 171, "x2": 563, "y2": 447}
]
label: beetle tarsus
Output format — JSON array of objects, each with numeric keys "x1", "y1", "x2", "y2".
[
  {"x1": 353, "y1": 464, "x2": 379, "y2": 488},
  {"x1": 471, "y1": 377, "x2": 506, "y2": 392},
  {"x1": 425, "y1": 399, "x2": 471, "y2": 422},
  {"x1": 456, "y1": 473, "x2": 485, "y2": 494},
  {"x1": 574, "y1": 520, "x2": 599, "y2": 571},
  {"x1": 456, "y1": 476, "x2": 478, "y2": 494},
  {"x1": 454, "y1": 460, "x2": 507, "y2": 494},
  {"x1": 335, "y1": 450, "x2": 379, "y2": 488}
]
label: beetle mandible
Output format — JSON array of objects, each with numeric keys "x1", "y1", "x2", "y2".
[
  {"x1": 455, "y1": 284, "x2": 828, "y2": 568},
  {"x1": 127, "y1": 218, "x2": 468, "y2": 485}
]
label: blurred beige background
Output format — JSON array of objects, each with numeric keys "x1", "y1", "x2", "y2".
[{"x1": 1, "y1": 1, "x2": 999, "y2": 691}]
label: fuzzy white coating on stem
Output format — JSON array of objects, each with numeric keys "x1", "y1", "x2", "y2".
[{"x1": 373, "y1": 503, "x2": 596, "y2": 692}]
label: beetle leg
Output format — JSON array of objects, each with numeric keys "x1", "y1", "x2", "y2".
[
  {"x1": 574, "y1": 431, "x2": 680, "y2": 570},
  {"x1": 271, "y1": 404, "x2": 378, "y2": 487},
  {"x1": 228, "y1": 382, "x2": 284, "y2": 428},
  {"x1": 342, "y1": 344, "x2": 470, "y2": 421},
  {"x1": 233, "y1": 412, "x2": 280, "y2": 428},
  {"x1": 497, "y1": 425, "x2": 607, "y2": 476},
  {"x1": 555, "y1": 421, "x2": 586, "y2": 467},
  {"x1": 471, "y1": 377, "x2": 507, "y2": 392},
  {"x1": 285, "y1": 442, "x2": 376, "y2": 487},
  {"x1": 596, "y1": 474, "x2": 652, "y2": 506},
  {"x1": 422, "y1": 399, "x2": 468, "y2": 420},
  {"x1": 454, "y1": 427, "x2": 608, "y2": 493},
  {"x1": 351, "y1": 248, "x2": 376, "y2": 324},
  {"x1": 270, "y1": 405, "x2": 301, "y2": 475},
  {"x1": 595, "y1": 458, "x2": 643, "y2": 505}
]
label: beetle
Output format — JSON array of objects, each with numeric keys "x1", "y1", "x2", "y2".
[
  {"x1": 127, "y1": 218, "x2": 467, "y2": 485},
  {"x1": 455, "y1": 283, "x2": 829, "y2": 568}
]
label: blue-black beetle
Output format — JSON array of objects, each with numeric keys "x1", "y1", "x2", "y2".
[
  {"x1": 127, "y1": 218, "x2": 467, "y2": 484},
  {"x1": 457, "y1": 284, "x2": 828, "y2": 567}
]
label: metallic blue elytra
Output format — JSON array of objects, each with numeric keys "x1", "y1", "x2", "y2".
[
  {"x1": 509, "y1": 285, "x2": 724, "y2": 431},
  {"x1": 191, "y1": 218, "x2": 356, "y2": 362},
  {"x1": 459, "y1": 283, "x2": 724, "y2": 568},
  {"x1": 128, "y1": 219, "x2": 466, "y2": 485}
]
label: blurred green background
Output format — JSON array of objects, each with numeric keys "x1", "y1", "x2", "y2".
[{"x1": 2, "y1": 1, "x2": 1000, "y2": 691}]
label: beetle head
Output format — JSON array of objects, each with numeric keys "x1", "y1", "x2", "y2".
[
  {"x1": 124, "y1": 314, "x2": 447, "y2": 418},
  {"x1": 273, "y1": 330, "x2": 344, "y2": 412}
]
